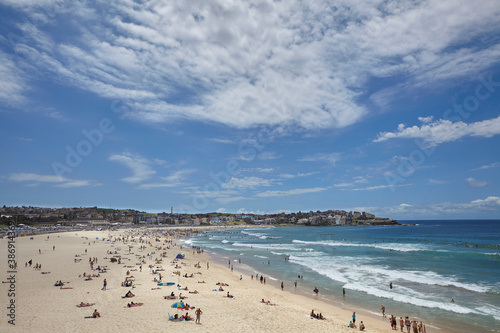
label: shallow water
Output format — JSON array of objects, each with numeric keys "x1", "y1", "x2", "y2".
[{"x1": 184, "y1": 220, "x2": 500, "y2": 333}]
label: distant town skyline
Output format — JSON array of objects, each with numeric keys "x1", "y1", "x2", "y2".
[{"x1": 1, "y1": 1, "x2": 499, "y2": 220}]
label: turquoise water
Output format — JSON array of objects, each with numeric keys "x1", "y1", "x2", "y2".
[{"x1": 184, "y1": 220, "x2": 500, "y2": 333}]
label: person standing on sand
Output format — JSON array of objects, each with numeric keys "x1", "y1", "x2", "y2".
[
  {"x1": 281, "y1": 281, "x2": 284, "y2": 290},
  {"x1": 102, "y1": 279, "x2": 107, "y2": 291},
  {"x1": 195, "y1": 308, "x2": 203, "y2": 324},
  {"x1": 352, "y1": 312, "x2": 356, "y2": 324},
  {"x1": 404, "y1": 317, "x2": 411, "y2": 333},
  {"x1": 412, "y1": 321, "x2": 418, "y2": 333},
  {"x1": 381, "y1": 305, "x2": 386, "y2": 318},
  {"x1": 399, "y1": 317, "x2": 404, "y2": 332}
]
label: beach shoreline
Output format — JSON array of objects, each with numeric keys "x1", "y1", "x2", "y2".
[{"x1": 0, "y1": 227, "x2": 451, "y2": 332}]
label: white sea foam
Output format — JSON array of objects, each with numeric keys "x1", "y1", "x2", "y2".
[
  {"x1": 254, "y1": 255, "x2": 268, "y2": 259},
  {"x1": 289, "y1": 254, "x2": 490, "y2": 293},
  {"x1": 231, "y1": 242, "x2": 298, "y2": 251},
  {"x1": 343, "y1": 282, "x2": 479, "y2": 315},
  {"x1": 475, "y1": 305, "x2": 500, "y2": 320},
  {"x1": 292, "y1": 239, "x2": 430, "y2": 252},
  {"x1": 221, "y1": 240, "x2": 229, "y2": 243}
]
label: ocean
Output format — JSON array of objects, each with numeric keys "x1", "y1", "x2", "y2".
[{"x1": 183, "y1": 220, "x2": 500, "y2": 333}]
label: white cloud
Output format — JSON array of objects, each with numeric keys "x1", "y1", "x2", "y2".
[
  {"x1": 471, "y1": 162, "x2": 500, "y2": 171},
  {"x1": 466, "y1": 177, "x2": 488, "y2": 188},
  {"x1": 8, "y1": 0, "x2": 500, "y2": 130},
  {"x1": 374, "y1": 116, "x2": 500, "y2": 145},
  {"x1": 349, "y1": 184, "x2": 411, "y2": 191},
  {"x1": 256, "y1": 187, "x2": 326, "y2": 197},
  {"x1": 207, "y1": 138, "x2": 234, "y2": 144},
  {"x1": 109, "y1": 152, "x2": 156, "y2": 183},
  {"x1": 8, "y1": 172, "x2": 98, "y2": 187},
  {"x1": 0, "y1": 52, "x2": 27, "y2": 107},
  {"x1": 334, "y1": 176, "x2": 369, "y2": 187},
  {"x1": 222, "y1": 176, "x2": 273, "y2": 190},
  {"x1": 470, "y1": 196, "x2": 500, "y2": 206},
  {"x1": 53, "y1": 180, "x2": 99, "y2": 188},
  {"x1": 138, "y1": 170, "x2": 193, "y2": 189},
  {"x1": 299, "y1": 153, "x2": 340, "y2": 166},
  {"x1": 372, "y1": 196, "x2": 500, "y2": 218},
  {"x1": 279, "y1": 172, "x2": 317, "y2": 179},
  {"x1": 258, "y1": 151, "x2": 281, "y2": 160},
  {"x1": 428, "y1": 179, "x2": 448, "y2": 185},
  {"x1": 9, "y1": 173, "x2": 64, "y2": 183},
  {"x1": 241, "y1": 168, "x2": 275, "y2": 173}
]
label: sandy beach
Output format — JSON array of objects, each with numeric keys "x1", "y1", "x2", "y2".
[{"x1": 0, "y1": 227, "x2": 438, "y2": 333}]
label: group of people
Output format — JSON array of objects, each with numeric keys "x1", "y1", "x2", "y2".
[
  {"x1": 382, "y1": 305, "x2": 427, "y2": 333},
  {"x1": 310, "y1": 310, "x2": 325, "y2": 320}
]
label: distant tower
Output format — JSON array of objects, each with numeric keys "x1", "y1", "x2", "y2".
[{"x1": 171, "y1": 207, "x2": 173, "y2": 215}]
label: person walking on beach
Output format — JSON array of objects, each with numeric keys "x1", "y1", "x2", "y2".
[
  {"x1": 281, "y1": 281, "x2": 284, "y2": 290},
  {"x1": 195, "y1": 308, "x2": 203, "y2": 324},
  {"x1": 102, "y1": 279, "x2": 107, "y2": 291},
  {"x1": 381, "y1": 305, "x2": 386, "y2": 318}
]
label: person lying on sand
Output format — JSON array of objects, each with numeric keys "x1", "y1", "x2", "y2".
[
  {"x1": 261, "y1": 299, "x2": 276, "y2": 306},
  {"x1": 127, "y1": 302, "x2": 144, "y2": 307},
  {"x1": 78, "y1": 302, "x2": 95, "y2": 307},
  {"x1": 188, "y1": 290, "x2": 199, "y2": 294},
  {"x1": 123, "y1": 290, "x2": 135, "y2": 298},
  {"x1": 198, "y1": 281, "x2": 206, "y2": 283}
]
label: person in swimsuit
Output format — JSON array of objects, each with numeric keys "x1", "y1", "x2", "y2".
[
  {"x1": 195, "y1": 308, "x2": 202, "y2": 324},
  {"x1": 405, "y1": 317, "x2": 411, "y2": 333}
]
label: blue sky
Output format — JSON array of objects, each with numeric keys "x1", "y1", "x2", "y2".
[{"x1": 1, "y1": 0, "x2": 500, "y2": 219}]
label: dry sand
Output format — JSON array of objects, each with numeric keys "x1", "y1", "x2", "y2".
[{"x1": 0, "y1": 227, "x2": 436, "y2": 332}]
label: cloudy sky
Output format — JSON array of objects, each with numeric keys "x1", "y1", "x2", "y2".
[{"x1": 1, "y1": 0, "x2": 499, "y2": 219}]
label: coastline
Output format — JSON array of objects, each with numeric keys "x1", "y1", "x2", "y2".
[{"x1": 0, "y1": 227, "x2": 451, "y2": 332}]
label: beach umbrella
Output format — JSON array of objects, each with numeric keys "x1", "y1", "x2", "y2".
[
  {"x1": 171, "y1": 302, "x2": 185, "y2": 308},
  {"x1": 171, "y1": 301, "x2": 185, "y2": 314}
]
